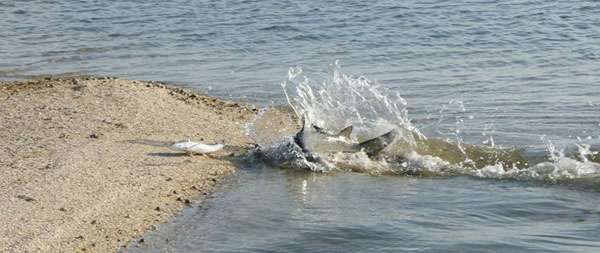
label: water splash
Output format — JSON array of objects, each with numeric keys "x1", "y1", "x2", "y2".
[
  {"x1": 282, "y1": 60, "x2": 423, "y2": 143},
  {"x1": 250, "y1": 62, "x2": 600, "y2": 181}
]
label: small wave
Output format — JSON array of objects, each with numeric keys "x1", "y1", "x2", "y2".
[
  {"x1": 473, "y1": 158, "x2": 600, "y2": 180},
  {"x1": 289, "y1": 34, "x2": 325, "y2": 41},
  {"x1": 259, "y1": 25, "x2": 301, "y2": 32},
  {"x1": 255, "y1": 139, "x2": 600, "y2": 181},
  {"x1": 75, "y1": 46, "x2": 117, "y2": 54},
  {"x1": 0, "y1": 67, "x2": 28, "y2": 77}
]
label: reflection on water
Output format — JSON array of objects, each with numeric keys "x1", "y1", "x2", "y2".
[{"x1": 129, "y1": 167, "x2": 600, "y2": 252}]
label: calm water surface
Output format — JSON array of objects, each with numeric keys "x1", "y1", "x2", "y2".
[
  {"x1": 130, "y1": 168, "x2": 600, "y2": 252},
  {"x1": 3, "y1": 0, "x2": 600, "y2": 251}
]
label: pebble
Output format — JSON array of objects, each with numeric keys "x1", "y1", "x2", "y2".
[{"x1": 17, "y1": 195, "x2": 35, "y2": 202}]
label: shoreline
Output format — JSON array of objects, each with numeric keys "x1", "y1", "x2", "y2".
[{"x1": 0, "y1": 77, "x2": 260, "y2": 252}]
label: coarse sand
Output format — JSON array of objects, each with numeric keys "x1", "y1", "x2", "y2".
[{"x1": 0, "y1": 77, "x2": 262, "y2": 252}]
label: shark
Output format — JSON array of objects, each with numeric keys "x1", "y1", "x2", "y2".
[
  {"x1": 256, "y1": 116, "x2": 399, "y2": 171},
  {"x1": 294, "y1": 117, "x2": 398, "y2": 157}
]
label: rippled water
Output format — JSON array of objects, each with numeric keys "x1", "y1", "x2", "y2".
[
  {"x1": 2, "y1": 0, "x2": 599, "y2": 145},
  {"x1": 4, "y1": 0, "x2": 600, "y2": 251}
]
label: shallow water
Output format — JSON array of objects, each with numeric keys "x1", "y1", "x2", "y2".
[
  {"x1": 130, "y1": 168, "x2": 600, "y2": 252},
  {"x1": 3, "y1": 0, "x2": 600, "y2": 251}
]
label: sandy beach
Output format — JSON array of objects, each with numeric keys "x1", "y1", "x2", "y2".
[{"x1": 0, "y1": 77, "x2": 259, "y2": 252}]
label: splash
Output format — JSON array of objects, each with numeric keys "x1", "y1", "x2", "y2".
[
  {"x1": 250, "y1": 61, "x2": 600, "y2": 181},
  {"x1": 282, "y1": 60, "x2": 423, "y2": 143}
]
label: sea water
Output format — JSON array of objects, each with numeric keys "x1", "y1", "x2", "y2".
[{"x1": 3, "y1": 0, "x2": 600, "y2": 251}]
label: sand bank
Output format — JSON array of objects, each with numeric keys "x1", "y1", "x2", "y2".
[{"x1": 0, "y1": 77, "x2": 259, "y2": 252}]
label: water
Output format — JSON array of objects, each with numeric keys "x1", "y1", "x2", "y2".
[
  {"x1": 131, "y1": 169, "x2": 600, "y2": 252},
  {"x1": 3, "y1": 0, "x2": 600, "y2": 251},
  {"x1": 2, "y1": 0, "x2": 599, "y2": 144}
]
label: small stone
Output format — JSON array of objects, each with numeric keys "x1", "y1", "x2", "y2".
[
  {"x1": 89, "y1": 133, "x2": 100, "y2": 138},
  {"x1": 58, "y1": 207, "x2": 67, "y2": 212},
  {"x1": 138, "y1": 238, "x2": 145, "y2": 243},
  {"x1": 176, "y1": 197, "x2": 182, "y2": 201},
  {"x1": 90, "y1": 219, "x2": 97, "y2": 224},
  {"x1": 76, "y1": 235, "x2": 84, "y2": 239},
  {"x1": 17, "y1": 195, "x2": 35, "y2": 202},
  {"x1": 71, "y1": 85, "x2": 87, "y2": 91},
  {"x1": 155, "y1": 206, "x2": 161, "y2": 211},
  {"x1": 184, "y1": 199, "x2": 191, "y2": 204},
  {"x1": 166, "y1": 178, "x2": 172, "y2": 181}
]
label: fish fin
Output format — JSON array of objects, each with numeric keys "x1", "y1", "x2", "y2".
[
  {"x1": 338, "y1": 126, "x2": 353, "y2": 138},
  {"x1": 312, "y1": 125, "x2": 353, "y2": 138},
  {"x1": 294, "y1": 115, "x2": 306, "y2": 149},
  {"x1": 359, "y1": 129, "x2": 398, "y2": 156}
]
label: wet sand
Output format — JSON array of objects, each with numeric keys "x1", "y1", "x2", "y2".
[{"x1": 0, "y1": 77, "x2": 259, "y2": 252}]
